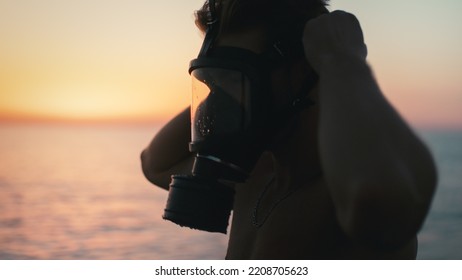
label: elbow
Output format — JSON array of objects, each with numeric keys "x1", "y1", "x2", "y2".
[
  {"x1": 140, "y1": 149, "x2": 169, "y2": 190},
  {"x1": 140, "y1": 149, "x2": 156, "y2": 183}
]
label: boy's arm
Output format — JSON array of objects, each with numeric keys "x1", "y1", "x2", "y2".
[
  {"x1": 303, "y1": 11, "x2": 437, "y2": 248},
  {"x1": 141, "y1": 107, "x2": 194, "y2": 190}
]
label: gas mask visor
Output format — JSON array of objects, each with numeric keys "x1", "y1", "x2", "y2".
[{"x1": 163, "y1": 49, "x2": 271, "y2": 234}]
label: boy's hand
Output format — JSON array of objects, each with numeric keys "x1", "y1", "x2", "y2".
[{"x1": 303, "y1": 10, "x2": 368, "y2": 72}]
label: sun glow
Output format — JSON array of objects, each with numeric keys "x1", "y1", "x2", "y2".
[
  {"x1": 1, "y1": 83, "x2": 190, "y2": 123},
  {"x1": 0, "y1": 0, "x2": 461, "y2": 128}
]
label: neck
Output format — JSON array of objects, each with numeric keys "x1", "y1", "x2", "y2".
[{"x1": 269, "y1": 107, "x2": 322, "y2": 186}]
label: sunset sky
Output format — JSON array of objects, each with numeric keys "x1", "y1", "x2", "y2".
[{"x1": 1, "y1": 0, "x2": 461, "y2": 128}]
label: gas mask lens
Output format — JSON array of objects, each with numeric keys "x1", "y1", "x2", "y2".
[
  {"x1": 163, "y1": 65, "x2": 262, "y2": 234},
  {"x1": 191, "y1": 67, "x2": 252, "y2": 144}
]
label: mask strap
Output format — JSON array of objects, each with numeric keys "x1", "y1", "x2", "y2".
[
  {"x1": 281, "y1": 8, "x2": 330, "y2": 111},
  {"x1": 208, "y1": 0, "x2": 217, "y2": 22},
  {"x1": 198, "y1": 0, "x2": 219, "y2": 57}
]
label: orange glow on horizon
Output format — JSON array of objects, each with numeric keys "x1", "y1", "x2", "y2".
[{"x1": 0, "y1": 1, "x2": 461, "y2": 129}]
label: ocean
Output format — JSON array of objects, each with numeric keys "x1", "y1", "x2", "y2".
[{"x1": 0, "y1": 123, "x2": 460, "y2": 260}]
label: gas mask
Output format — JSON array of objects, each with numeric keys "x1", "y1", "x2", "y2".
[{"x1": 163, "y1": 0, "x2": 324, "y2": 233}]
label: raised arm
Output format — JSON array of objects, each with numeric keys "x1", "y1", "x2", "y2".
[
  {"x1": 140, "y1": 107, "x2": 194, "y2": 190},
  {"x1": 303, "y1": 11, "x2": 437, "y2": 248}
]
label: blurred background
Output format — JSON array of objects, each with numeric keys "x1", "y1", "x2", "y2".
[{"x1": 0, "y1": 0, "x2": 461, "y2": 259}]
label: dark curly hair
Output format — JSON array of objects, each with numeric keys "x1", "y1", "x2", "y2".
[{"x1": 194, "y1": 0, "x2": 329, "y2": 35}]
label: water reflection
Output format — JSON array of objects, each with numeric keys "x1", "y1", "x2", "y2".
[
  {"x1": 0, "y1": 124, "x2": 228, "y2": 260},
  {"x1": 2, "y1": 124, "x2": 461, "y2": 259}
]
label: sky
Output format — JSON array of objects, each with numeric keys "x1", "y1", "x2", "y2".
[{"x1": 0, "y1": 0, "x2": 461, "y2": 128}]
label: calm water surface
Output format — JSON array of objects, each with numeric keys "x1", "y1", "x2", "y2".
[
  {"x1": 0, "y1": 123, "x2": 227, "y2": 260},
  {"x1": 0, "y1": 124, "x2": 460, "y2": 259},
  {"x1": 416, "y1": 130, "x2": 462, "y2": 259}
]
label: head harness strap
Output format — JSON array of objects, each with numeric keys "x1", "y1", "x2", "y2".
[{"x1": 198, "y1": 0, "x2": 219, "y2": 57}]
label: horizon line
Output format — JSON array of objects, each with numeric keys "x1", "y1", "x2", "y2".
[
  {"x1": 1, "y1": 116, "x2": 461, "y2": 131},
  {"x1": 0, "y1": 115, "x2": 170, "y2": 126}
]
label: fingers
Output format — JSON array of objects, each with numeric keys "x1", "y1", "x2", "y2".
[{"x1": 303, "y1": 10, "x2": 368, "y2": 71}]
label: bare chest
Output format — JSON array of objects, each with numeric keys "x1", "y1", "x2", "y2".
[
  {"x1": 226, "y1": 172, "x2": 343, "y2": 259},
  {"x1": 224, "y1": 150, "x2": 418, "y2": 259}
]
